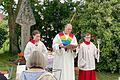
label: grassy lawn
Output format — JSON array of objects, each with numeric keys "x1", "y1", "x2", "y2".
[
  {"x1": 97, "y1": 72, "x2": 120, "y2": 80},
  {"x1": 0, "y1": 52, "x2": 120, "y2": 80},
  {"x1": 0, "y1": 52, "x2": 17, "y2": 80}
]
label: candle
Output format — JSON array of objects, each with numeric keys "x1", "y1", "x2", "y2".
[{"x1": 97, "y1": 39, "x2": 101, "y2": 63}]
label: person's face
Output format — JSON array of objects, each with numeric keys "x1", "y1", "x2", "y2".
[
  {"x1": 84, "y1": 35, "x2": 91, "y2": 42},
  {"x1": 64, "y1": 26, "x2": 72, "y2": 34},
  {"x1": 33, "y1": 34, "x2": 40, "y2": 42}
]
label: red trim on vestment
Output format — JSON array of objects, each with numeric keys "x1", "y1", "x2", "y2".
[
  {"x1": 58, "y1": 32, "x2": 74, "y2": 38},
  {"x1": 84, "y1": 41, "x2": 90, "y2": 45},
  {"x1": 30, "y1": 40, "x2": 36, "y2": 44}
]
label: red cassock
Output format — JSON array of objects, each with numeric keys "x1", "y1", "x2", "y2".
[{"x1": 78, "y1": 70, "x2": 96, "y2": 80}]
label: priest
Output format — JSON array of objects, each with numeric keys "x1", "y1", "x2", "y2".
[{"x1": 52, "y1": 24, "x2": 78, "y2": 80}]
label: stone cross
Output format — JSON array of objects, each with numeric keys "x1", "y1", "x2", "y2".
[{"x1": 16, "y1": 0, "x2": 36, "y2": 52}]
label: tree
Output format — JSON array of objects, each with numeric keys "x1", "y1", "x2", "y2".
[
  {"x1": 0, "y1": 0, "x2": 79, "y2": 53},
  {"x1": 71, "y1": 0, "x2": 120, "y2": 73},
  {"x1": 30, "y1": 0, "x2": 79, "y2": 48},
  {"x1": 0, "y1": 20, "x2": 7, "y2": 48},
  {"x1": 1, "y1": 0, "x2": 22, "y2": 54}
]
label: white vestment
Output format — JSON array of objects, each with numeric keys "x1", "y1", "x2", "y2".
[
  {"x1": 78, "y1": 42, "x2": 98, "y2": 70},
  {"x1": 24, "y1": 40, "x2": 48, "y2": 61},
  {"x1": 52, "y1": 32, "x2": 78, "y2": 80}
]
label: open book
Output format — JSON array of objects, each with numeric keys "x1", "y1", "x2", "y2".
[{"x1": 65, "y1": 44, "x2": 77, "y2": 49}]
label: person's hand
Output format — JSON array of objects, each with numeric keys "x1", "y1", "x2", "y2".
[
  {"x1": 73, "y1": 49, "x2": 76, "y2": 52},
  {"x1": 61, "y1": 45, "x2": 66, "y2": 48},
  {"x1": 97, "y1": 49, "x2": 101, "y2": 52},
  {"x1": 81, "y1": 65, "x2": 86, "y2": 68},
  {"x1": 66, "y1": 44, "x2": 77, "y2": 49},
  {"x1": 59, "y1": 44, "x2": 66, "y2": 49}
]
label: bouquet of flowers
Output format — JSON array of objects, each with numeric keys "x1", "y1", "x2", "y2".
[{"x1": 17, "y1": 52, "x2": 24, "y2": 61}]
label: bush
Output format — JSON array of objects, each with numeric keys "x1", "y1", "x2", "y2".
[
  {"x1": 72, "y1": 0, "x2": 120, "y2": 73},
  {"x1": 0, "y1": 20, "x2": 8, "y2": 48}
]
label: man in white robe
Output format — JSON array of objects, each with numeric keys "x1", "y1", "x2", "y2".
[
  {"x1": 52, "y1": 24, "x2": 78, "y2": 80},
  {"x1": 24, "y1": 30, "x2": 48, "y2": 61}
]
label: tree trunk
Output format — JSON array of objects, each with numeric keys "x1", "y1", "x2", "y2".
[
  {"x1": 8, "y1": 17, "x2": 19, "y2": 55},
  {"x1": 7, "y1": 0, "x2": 22, "y2": 55}
]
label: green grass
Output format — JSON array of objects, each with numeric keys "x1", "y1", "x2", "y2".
[
  {"x1": 97, "y1": 72, "x2": 120, "y2": 80},
  {"x1": 0, "y1": 39, "x2": 9, "y2": 54},
  {"x1": 0, "y1": 52, "x2": 17, "y2": 80}
]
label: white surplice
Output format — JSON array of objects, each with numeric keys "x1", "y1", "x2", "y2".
[
  {"x1": 78, "y1": 42, "x2": 98, "y2": 70},
  {"x1": 24, "y1": 40, "x2": 48, "y2": 61},
  {"x1": 52, "y1": 32, "x2": 78, "y2": 80}
]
